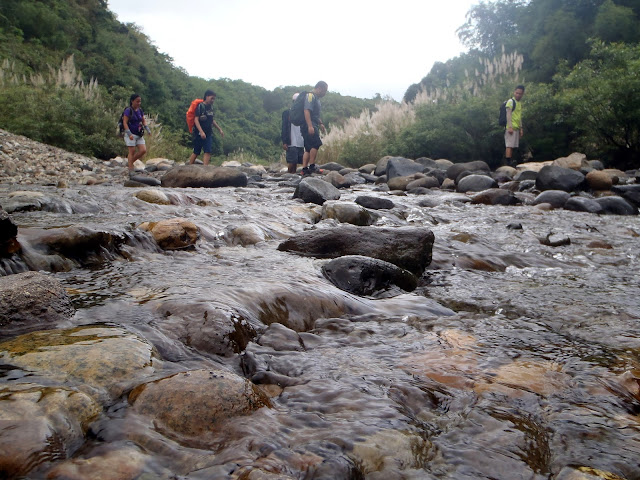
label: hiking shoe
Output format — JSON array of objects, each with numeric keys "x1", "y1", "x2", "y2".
[
  {"x1": 308, "y1": 164, "x2": 323, "y2": 174},
  {"x1": 301, "y1": 167, "x2": 310, "y2": 176}
]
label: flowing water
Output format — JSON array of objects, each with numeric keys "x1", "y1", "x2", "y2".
[{"x1": 1, "y1": 179, "x2": 640, "y2": 480}]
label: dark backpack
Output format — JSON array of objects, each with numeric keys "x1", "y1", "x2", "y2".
[
  {"x1": 289, "y1": 91, "x2": 308, "y2": 126},
  {"x1": 498, "y1": 98, "x2": 517, "y2": 127},
  {"x1": 117, "y1": 107, "x2": 144, "y2": 137}
]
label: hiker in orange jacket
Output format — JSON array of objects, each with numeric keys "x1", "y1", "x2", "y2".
[{"x1": 188, "y1": 90, "x2": 224, "y2": 166}]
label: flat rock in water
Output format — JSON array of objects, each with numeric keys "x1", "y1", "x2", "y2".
[{"x1": 161, "y1": 165, "x2": 248, "y2": 188}]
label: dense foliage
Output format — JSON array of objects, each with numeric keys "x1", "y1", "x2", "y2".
[{"x1": 0, "y1": 0, "x2": 376, "y2": 162}]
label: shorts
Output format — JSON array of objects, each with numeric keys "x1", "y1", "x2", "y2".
[
  {"x1": 504, "y1": 129, "x2": 521, "y2": 148},
  {"x1": 124, "y1": 134, "x2": 145, "y2": 147},
  {"x1": 193, "y1": 134, "x2": 213, "y2": 155},
  {"x1": 301, "y1": 125, "x2": 323, "y2": 152},
  {"x1": 286, "y1": 146, "x2": 304, "y2": 164}
]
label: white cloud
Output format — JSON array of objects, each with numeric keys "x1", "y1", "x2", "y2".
[{"x1": 108, "y1": 0, "x2": 475, "y2": 100}]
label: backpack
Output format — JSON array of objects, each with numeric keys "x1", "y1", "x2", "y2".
[
  {"x1": 498, "y1": 98, "x2": 517, "y2": 127},
  {"x1": 289, "y1": 91, "x2": 308, "y2": 127},
  {"x1": 117, "y1": 107, "x2": 144, "y2": 137},
  {"x1": 186, "y1": 98, "x2": 205, "y2": 133}
]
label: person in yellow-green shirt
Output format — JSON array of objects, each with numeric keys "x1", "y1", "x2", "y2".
[{"x1": 505, "y1": 85, "x2": 525, "y2": 165}]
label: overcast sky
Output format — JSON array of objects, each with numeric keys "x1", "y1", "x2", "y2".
[{"x1": 107, "y1": 0, "x2": 477, "y2": 101}]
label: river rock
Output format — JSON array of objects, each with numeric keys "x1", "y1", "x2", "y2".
[
  {"x1": 386, "y1": 157, "x2": 425, "y2": 180},
  {"x1": 229, "y1": 224, "x2": 268, "y2": 246},
  {"x1": 128, "y1": 369, "x2": 270, "y2": 446},
  {"x1": 355, "y1": 196, "x2": 395, "y2": 210},
  {"x1": 446, "y1": 161, "x2": 491, "y2": 180},
  {"x1": 139, "y1": 218, "x2": 199, "y2": 250},
  {"x1": 0, "y1": 208, "x2": 17, "y2": 246},
  {"x1": 151, "y1": 299, "x2": 257, "y2": 356},
  {"x1": 388, "y1": 174, "x2": 419, "y2": 191},
  {"x1": 595, "y1": 196, "x2": 638, "y2": 215},
  {"x1": 135, "y1": 188, "x2": 171, "y2": 205},
  {"x1": 318, "y1": 162, "x2": 346, "y2": 172},
  {"x1": 374, "y1": 156, "x2": 392, "y2": 176},
  {"x1": 611, "y1": 184, "x2": 640, "y2": 206},
  {"x1": 406, "y1": 176, "x2": 440, "y2": 190},
  {"x1": 470, "y1": 188, "x2": 518, "y2": 206},
  {"x1": 160, "y1": 165, "x2": 248, "y2": 188},
  {"x1": 514, "y1": 170, "x2": 538, "y2": 181},
  {"x1": 293, "y1": 177, "x2": 341, "y2": 205},
  {"x1": 564, "y1": 196, "x2": 605, "y2": 214},
  {"x1": 0, "y1": 271, "x2": 74, "y2": 338},
  {"x1": 321, "y1": 201, "x2": 376, "y2": 226},
  {"x1": 324, "y1": 170, "x2": 351, "y2": 189},
  {"x1": 457, "y1": 174, "x2": 498, "y2": 193},
  {"x1": 539, "y1": 233, "x2": 571, "y2": 247},
  {"x1": 321, "y1": 255, "x2": 418, "y2": 297},
  {"x1": 344, "y1": 171, "x2": 369, "y2": 185},
  {"x1": 358, "y1": 164, "x2": 377, "y2": 174},
  {"x1": 278, "y1": 225, "x2": 434, "y2": 275},
  {"x1": 532, "y1": 190, "x2": 571, "y2": 208},
  {"x1": 0, "y1": 325, "x2": 158, "y2": 401},
  {"x1": 553, "y1": 152, "x2": 589, "y2": 170},
  {"x1": 536, "y1": 165, "x2": 586, "y2": 192},
  {"x1": 0, "y1": 383, "x2": 101, "y2": 479},
  {"x1": 128, "y1": 174, "x2": 161, "y2": 186},
  {"x1": 585, "y1": 170, "x2": 613, "y2": 191}
]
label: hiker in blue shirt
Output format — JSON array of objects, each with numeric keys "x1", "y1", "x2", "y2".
[{"x1": 189, "y1": 90, "x2": 224, "y2": 166}]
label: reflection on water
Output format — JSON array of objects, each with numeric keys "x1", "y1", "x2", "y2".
[{"x1": 1, "y1": 182, "x2": 640, "y2": 479}]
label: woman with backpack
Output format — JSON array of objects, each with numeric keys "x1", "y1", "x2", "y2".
[{"x1": 123, "y1": 93, "x2": 151, "y2": 177}]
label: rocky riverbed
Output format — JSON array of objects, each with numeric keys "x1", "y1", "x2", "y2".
[{"x1": 1, "y1": 128, "x2": 639, "y2": 480}]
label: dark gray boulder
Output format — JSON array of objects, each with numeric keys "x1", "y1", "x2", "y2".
[
  {"x1": 532, "y1": 190, "x2": 571, "y2": 208},
  {"x1": 386, "y1": 157, "x2": 426, "y2": 180},
  {"x1": 0, "y1": 209, "x2": 17, "y2": 246},
  {"x1": 611, "y1": 184, "x2": 640, "y2": 206},
  {"x1": 0, "y1": 271, "x2": 75, "y2": 338},
  {"x1": 446, "y1": 161, "x2": 491, "y2": 180},
  {"x1": 564, "y1": 196, "x2": 605, "y2": 214},
  {"x1": 406, "y1": 176, "x2": 440, "y2": 190},
  {"x1": 535, "y1": 165, "x2": 586, "y2": 192},
  {"x1": 470, "y1": 188, "x2": 519, "y2": 206},
  {"x1": 324, "y1": 171, "x2": 351, "y2": 189},
  {"x1": 278, "y1": 225, "x2": 435, "y2": 275},
  {"x1": 129, "y1": 175, "x2": 161, "y2": 186},
  {"x1": 161, "y1": 165, "x2": 248, "y2": 188},
  {"x1": 318, "y1": 162, "x2": 346, "y2": 172},
  {"x1": 355, "y1": 196, "x2": 396, "y2": 210},
  {"x1": 293, "y1": 177, "x2": 341, "y2": 205},
  {"x1": 321, "y1": 255, "x2": 418, "y2": 297},
  {"x1": 595, "y1": 196, "x2": 638, "y2": 215},
  {"x1": 457, "y1": 174, "x2": 498, "y2": 193},
  {"x1": 515, "y1": 170, "x2": 538, "y2": 182}
]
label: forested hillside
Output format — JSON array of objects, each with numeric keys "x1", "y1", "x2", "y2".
[{"x1": 0, "y1": 0, "x2": 376, "y2": 161}]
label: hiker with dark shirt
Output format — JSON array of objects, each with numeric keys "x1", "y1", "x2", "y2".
[
  {"x1": 300, "y1": 81, "x2": 328, "y2": 176},
  {"x1": 281, "y1": 93, "x2": 304, "y2": 174},
  {"x1": 123, "y1": 93, "x2": 151, "y2": 177},
  {"x1": 189, "y1": 90, "x2": 224, "y2": 166}
]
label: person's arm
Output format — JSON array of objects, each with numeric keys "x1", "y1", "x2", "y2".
[
  {"x1": 141, "y1": 113, "x2": 151, "y2": 135},
  {"x1": 213, "y1": 120, "x2": 224, "y2": 137},
  {"x1": 319, "y1": 119, "x2": 326, "y2": 134},
  {"x1": 304, "y1": 109, "x2": 314, "y2": 135},
  {"x1": 281, "y1": 111, "x2": 290, "y2": 148},
  {"x1": 123, "y1": 108, "x2": 133, "y2": 140},
  {"x1": 506, "y1": 102, "x2": 514, "y2": 134}
]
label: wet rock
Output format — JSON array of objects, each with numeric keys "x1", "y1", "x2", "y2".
[
  {"x1": 611, "y1": 184, "x2": 640, "y2": 206},
  {"x1": 374, "y1": 156, "x2": 392, "y2": 176},
  {"x1": 446, "y1": 160, "x2": 491, "y2": 180},
  {"x1": 318, "y1": 162, "x2": 346, "y2": 171},
  {"x1": 555, "y1": 466, "x2": 627, "y2": 480},
  {"x1": 0, "y1": 383, "x2": 101, "y2": 479},
  {"x1": 278, "y1": 225, "x2": 434, "y2": 275},
  {"x1": 457, "y1": 174, "x2": 498, "y2": 193},
  {"x1": 160, "y1": 165, "x2": 248, "y2": 188},
  {"x1": 387, "y1": 174, "x2": 418, "y2": 191},
  {"x1": 532, "y1": 190, "x2": 571, "y2": 209},
  {"x1": 139, "y1": 218, "x2": 199, "y2": 250},
  {"x1": 415, "y1": 157, "x2": 439, "y2": 169},
  {"x1": 323, "y1": 170, "x2": 351, "y2": 189},
  {"x1": 293, "y1": 177, "x2": 341, "y2": 205},
  {"x1": 418, "y1": 193, "x2": 471, "y2": 207},
  {"x1": 470, "y1": 188, "x2": 518, "y2": 206},
  {"x1": 355, "y1": 195, "x2": 395, "y2": 210},
  {"x1": 128, "y1": 174, "x2": 161, "y2": 186},
  {"x1": 0, "y1": 325, "x2": 158, "y2": 401},
  {"x1": 129, "y1": 369, "x2": 270, "y2": 445},
  {"x1": 514, "y1": 170, "x2": 538, "y2": 181},
  {"x1": 321, "y1": 201, "x2": 376, "y2": 226},
  {"x1": 539, "y1": 233, "x2": 571, "y2": 247},
  {"x1": 507, "y1": 223, "x2": 523, "y2": 230},
  {"x1": 0, "y1": 271, "x2": 74, "y2": 338},
  {"x1": 536, "y1": 165, "x2": 586, "y2": 192},
  {"x1": 386, "y1": 157, "x2": 425, "y2": 180},
  {"x1": 564, "y1": 196, "x2": 605, "y2": 214},
  {"x1": 321, "y1": 255, "x2": 418, "y2": 296},
  {"x1": 344, "y1": 171, "x2": 369, "y2": 185},
  {"x1": 134, "y1": 188, "x2": 171, "y2": 205},
  {"x1": 358, "y1": 163, "x2": 377, "y2": 174},
  {"x1": 406, "y1": 176, "x2": 440, "y2": 190},
  {"x1": 258, "y1": 323, "x2": 306, "y2": 352},
  {"x1": 151, "y1": 299, "x2": 257, "y2": 356},
  {"x1": 229, "y1": 224, "x2": 268, "y2": 246},
  {"x1": 0, "y1": 208, "x2": 18, "y2": 247},
  {"x1": 595, "y1": 196, "x2": 638, "y2": 215},
  {"x1": 585, "y1": 170, "x2": 613, "y2": 191}
]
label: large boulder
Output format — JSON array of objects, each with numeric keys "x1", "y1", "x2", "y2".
[
  {"x1": 0, "y1": 209, "x2": 18, "y2": 255},
  {"x1": 553, "y1": 152, "x2": 589, "y2": 170},
  {"x1": 278, "y1": 225, "x2": 434, "y2": 275},
  {"x1": 324, "y1": 170, "x2": 351, "y2": 189},
  {"x1": 161, "y1": 165, "x2": 248, "y2": 188},
  {"x1": 595, "y1": 196, "x2": 638, "y2": 215},
  {"x1": 0, "y1": 271, "x2": 74, "y2": 338},
  {"x1": 536, "y1": 165, "x2": 586, "y2": 192},
  {"x1": 355, "y1": 196, "x2": 395, "y2": 210},
  {"x1": 406, "y1": 176, "x2": 440, "y2": 190},
  {"x1": 457, "y1": 174, "x2": 498, "y2": 193},
  {"x1": 446, "y1": 161, "x2": 490, "y2": 180},
  {"x1": 532, "y1": 190, "x2": 571, "y2": 209},
  {"x1": 293, "y1": 177, "x2": 341, "y2": 205},
  {"x1": 470, "y1": 188, "x2": 518, "y2": 206},
  {"x1": 611, "y1": 184, "x2": 640, "y2": 206},
  {"x1": 585, "y1": 170, "x2": 613, "y2": 191},
  {"x1": 321, "y1": 202, "x2": 376, "y2": 226},
  {"x1": 386, "y1": 157, "x2": 425, "y2": 180},
  {"x1": 321, "y1": 255, "x2": 418, "y2": 297},
  {"x1": 564, "y1": 196, "x2": 605, "y2": 214}
]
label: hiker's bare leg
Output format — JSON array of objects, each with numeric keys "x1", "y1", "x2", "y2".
[
  {"x1": 134, "y1": 144, "x2": 147, "y2": 161},
  {"x1": 188, "y1": 153, "x2": 197, "y2": 164},
  {"x1": 302, "y1": 151, "x2": 310, "y2": 168},
  {"x1": 308, "y1": 148, "x2": 318, "y2": 166},
  {"x1": 127, "y1": 146, "x2": 136, "y2": 171},
  {"x1": 203, "y1": 153, "x2": 211, "y2": 166}
]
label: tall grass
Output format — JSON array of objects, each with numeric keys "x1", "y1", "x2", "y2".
[{"x1": 319, "y1": 48, "x2": 524, "y2": 167}]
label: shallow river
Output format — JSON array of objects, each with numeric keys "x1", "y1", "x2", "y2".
[{"x1": 1, "y1": 178, "x2": 639, "y2": 480}]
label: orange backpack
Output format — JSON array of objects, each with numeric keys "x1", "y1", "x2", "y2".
[{"x1": 186, "y1": 98, "x2": 204, "y2": 133}]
